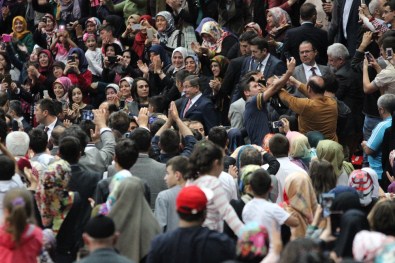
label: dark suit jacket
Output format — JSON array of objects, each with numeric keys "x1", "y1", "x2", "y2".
[
  {"x1": 292, "y1": 63, "x2": 331, "y2": 98},
  {"x1": 282, "y1": 23, "x2": 329, "y2": 65},
  {"x1": 240, "y1": 54, "x2": 286, "y2": 82},
  {"x1": 180, "y1": 95, "x2": 220, "y2": 134},
  {"x1": 221, "y1": 55, "x2": 247, "y2": 102},
  {"x1": 36, "y1": 118, "x2": 63, "y2": 131}
]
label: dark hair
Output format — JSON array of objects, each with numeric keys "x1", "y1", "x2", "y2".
[
  {"x1": 188, "y1": 140, "x2": 223, "y2": 179},
  {"x1": 131, "y1": 77, "x2": 150, "y2": 102},
  {"x1": 160, "y1": 129, "x2": 180, "y2": 154},
  {"x1": 109, "y1": 111, "x2": 130, "y2": 135},
  {"x1": 240, "y1": 77, "x2": 256, "y2": 100},
  {"x1": 249, "y1": 37, "x2": 269, "y2": 51},
  {"x1": 149, "y1": 117, "x2": 166, "y2": 137},
  {"x1": 167, "y1": 156, "x2": 189, "y2": 178},
  {"x1": 382, "y1": 36, "x2": 395, "y2": 52},
  {"x1": 183, "y1": 75, "x2": 201, "y2": 91},
  {"x1": 122, "y1": 49, "x2": 139, "y2": 67},
  {"x1": 0, "y1": 52, "x2": 11, "y2": 71},
  {"x1": 175, "y1": 69, "x2": 190, "y2": 83},
  {"x1": 115, "y1": 138, "x2": 139, "y2": 169},
  {"x1": 269, "y1": 134, "x2": 289, "y2": 157},
  {"x1": 68, "y1": 86, "x2": 83, "y2": 106},
  {"x1": 278, "y1": 115, "x2": 298, "y2": 132},
  {"x1": 148, "y1": 95, "x2": 166, "y2": 113},
  {"x1": 38, "y1": 99, "x2": 56, "y2": 116},
  {"x1": 307, "y1": 77, "x2": 325, "y2": 94},
  {"x1": 0, "y1": 108, "x2": 6, "y2": 121},
  {"x1": 100, "y1": 24, "x2": 115, "y2": 34},
  {"x1": 59, "y1": 136, "x2": 81, "y2": 164},
  {"x1": 239, "y1": 31, "x2": 258, "y2": 42},
  {"x1": 177, "y1": 211, "x2": 206, "y2": 222},
  {"x1": 239, "y1": 147, "x2": 262, "y2": 167},
  {"x1": 53, "y1": 100, "x2": 63, "y2": 116},
  {"x1": 309, "y1": 159, "x2": 337, "y2": 197},
  {"x1": 322, "y1": 73, "x2": 339, "y2": 94},
  {"x1": 79, "y1": 120, "x2": 95, "y2": 141},
  {"x1": 300, "y1": 3, "x2": 317, "y2": 21},
  {"x1": 384, "y1": 0, "x2": 395, "y2": 11},
  {"x1": 279, "y1": 238, "x2": 325, "y2": 263},
  {"x1": 0, "y1": 92, "x2": 8, "y2": 107},
  {"x1": 28, "y1": 128, "x2": 48, "y2": 153},
  {"x1": 61, "y1": 125, "x2": 89, "y2": 154},
  {"x1": 129, "y1": 127, "x2": 151, "y2": 152},
  {"x1": 0, "y1": 118, "x2": 7, "y2": 143},
  {"x1": 208, "y1": 126, "x2": 227, "y2": 148},
  {"x1": 9, "y1": 100, "x2": 23, "y2": 117},
  {"x1": 250, "y1": 169, "x2": 272, "y2": 196},
  {"x1": 369, "y1": 199, "x2": 395, "y2": 236},
  {"x1": 0, "y1": 155, "x2": 15, "y2": 180}
]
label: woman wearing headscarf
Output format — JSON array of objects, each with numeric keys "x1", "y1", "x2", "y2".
[
  {"x1": 53, "y1": 76, "x2": 72, "y2": 106},
  {"x1": 108, "y1": 177, "x2": 161, "y2": 262},
  {"x1": 28, "y1": 49, "x2": 56, "y2": 99},
  {"x1": 283, "y1": 172, "x2": 317, "y2": 239},
  {"x1": 65, "y1": 47, "x2": 93, "y2": 103},
  {"x1": 35, "y1": 159, "x2": 83, "y2": 262},
  {"x1": 192, "y1": 21, "x2": 238, "y2": 60},
  {"x1": 184, "y1": 53, "x2": 211, "y2": 91},
  {"x1": 264, "y1": 7, "x2": 292, "y2": 58},
  {"x1": 138, "y1": 44, "x2": 172, "y2": 96},
  {"x1": 11, "y1": 16, "x2": 34, "y2": 53},
  {"x1": 348, "y1": 169, "x2": 378, "y2": 214},
  {"x1": 33, "y1": 14, "x2": 58, "y2": 50},
  {"x1": 316, "y1": 140, "x2": 354, "y2": 186},
  {"x1": 208, "y1": 55, "x2": 231, "y2": 126},
  {"x1": 154, "y1": 11, "x2": 185, "y2": 53},
  {"x1": 287, "y1": 132, "x2": 312, "y2": 171},
  {"x1": 120, "y1": 14, "x2": 141, "y2": 50}
]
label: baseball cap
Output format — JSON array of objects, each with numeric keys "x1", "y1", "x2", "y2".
[
  {"x1": 176, "y1": 186, "x2": 208, "y2": 214},
  {"x1": 85, "y1": 215, "x2": 115, "y2": 239}
]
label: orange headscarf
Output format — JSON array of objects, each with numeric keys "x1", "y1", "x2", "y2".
[{"x1": 12, "y1": 16, "x2": 31, "y2": 40}]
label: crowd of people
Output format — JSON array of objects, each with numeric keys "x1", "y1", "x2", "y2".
[{"x1": 1, "y1": 0, "x2": 395, "y2": 262}]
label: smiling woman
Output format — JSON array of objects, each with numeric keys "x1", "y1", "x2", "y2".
[
  {"x1": 11, "y1": 16, "x2": 34, "y2": 53},
  {"x1": 155, "y1": 11, "x2": 185, "y2": 53}
]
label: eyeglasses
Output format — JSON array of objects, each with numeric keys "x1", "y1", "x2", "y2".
[{"x1": 299, "y1": 50, "x2": 315, "y2": 55}]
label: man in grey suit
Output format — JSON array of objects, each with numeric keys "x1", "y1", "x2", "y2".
[
  {"x1": 292, "y1": 41, "x2": 331, "y2": 97},
  {"x1": 128, "y1": 128, "x2": 167, "y2": 209}
]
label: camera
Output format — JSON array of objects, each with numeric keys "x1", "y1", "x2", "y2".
[
  {"x1": 272, "y1": 120, "x2": 283, "y2": 129},
  {"x1": 68, "y1": 55, "x2": 75, "y2": 62},
  {"x1": 108, "y1": 56, "x2": 117, "y2": 64},
  {"x1": 320, "y1": 193, "x2": 335, "y2": 218}
]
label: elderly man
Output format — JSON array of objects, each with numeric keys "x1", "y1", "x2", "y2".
[{"x1": 327, "y1": 43, "x2": 364, "y2": 155}]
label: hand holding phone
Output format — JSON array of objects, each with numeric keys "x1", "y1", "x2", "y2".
[
  {"x1": 386, "y1": 48, "x2": 393, "y2": 60},
  {"x1": 365, "y1": 52, "x2": 374, "y2": 63}
]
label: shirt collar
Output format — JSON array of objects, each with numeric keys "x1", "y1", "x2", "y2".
[{"x1": 190, "y1": 93, "x2": 202, "y2": 105}]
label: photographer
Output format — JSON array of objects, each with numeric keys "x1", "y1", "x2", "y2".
[{"x1": 102, "y1": 43, "x2": 124, "y2": 84}]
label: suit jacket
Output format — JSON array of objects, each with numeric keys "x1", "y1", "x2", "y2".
[
  {"x1": 228, "y1": 98, "x2": 246, "y2": 129},
  {"x1": 36, "y1": 118, "x2": 63, "y2": 131},
  {"x1": 180, "y1": 95, "x2": 220, "y2": 134},
  {"x1": 79, "y1": 130, "x2": 116, "y2": 174},
  {"x1": 78, "y1": 248, "x2": 133, "y2": 263},
  {"x1": 282, "y1": 23, "x2": 329, "y2": 65},
  {"x1": 292, "y1": 63, "x2": 331, "y2": 97},
  {"x1": 240, "y1": 54, "x2": 287, "y2": 82},
  {"x1": 130, "y1": 154, "x2": 167, "y2": 209},
  {"x1": 221, "y1": 55, "x2": 247, "y2": 103}
]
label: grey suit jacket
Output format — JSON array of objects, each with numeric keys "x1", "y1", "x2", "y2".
[
  {"x1": 292, "y1": 64, "x2": 331, "y2": 97},
  {"x1": 130, "y1": 154, "x2": 167, "y2": 209},
  {"x1": 79, "y1": 130, "x2": 116, "y2": 174},
  {"x1": 228, "y1": 98, "x2": 245, "y2": 129}
]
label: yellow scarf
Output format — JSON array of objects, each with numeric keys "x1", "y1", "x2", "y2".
[{"x1": 12, "y1": 16, "x2": 31, "y2": 40}]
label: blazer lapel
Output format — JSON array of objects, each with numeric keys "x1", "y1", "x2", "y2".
[{"x1": 263, "y1": 56, "x2": 272, "y2": 79}]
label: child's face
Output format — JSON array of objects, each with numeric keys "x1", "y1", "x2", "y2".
[
  {"x1": 86, "y1": 22, "x2": 96, "y2": 34},
  {"x1": 85, "y1": 36, "x2": 97, "y2": 50}
]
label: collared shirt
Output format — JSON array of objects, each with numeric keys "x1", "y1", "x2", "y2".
[
  {"x1": 46, "y1": 118, "x2": 58, "y2": 140},
  {"x1": 189, "y1": 93, "x2": 203, "y2": 108},
  {"x1": 302, "y1": 63, "x2": 322, "y2": 81},
  {"x1": 257, "y1": 53, "x2": 271, "y2": 74}
]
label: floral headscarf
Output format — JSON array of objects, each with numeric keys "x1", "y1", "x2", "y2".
[
  {"x1": 283, "y1": 172, "x2": 317, "y2": 238},
  {"x1": 35, "y1": 160, "x2": 75, "y2": 235},
  {"x1": 156, "y1": 11, "x2": 176, "y2": 45},
  {"x1": 210, "y1": 55, "x2": 229, "y2": 79},
  {"x1": 12, "y1": 16, "x2": 31, "y2": 40},
  {"x1": 236, "y1": 222, "x2": 269, "y2": 261},
  {"x1": 244, "y1": 22, "x2": 263, "y2": 37},
  {"x1": 266, "y1": 7, "x2": 292, "y2": 34},
  {"x1": 200, "y1": 21, "x2": 230, "y2": 53}
]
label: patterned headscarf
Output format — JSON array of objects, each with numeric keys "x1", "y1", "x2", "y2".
[
  {"x1": 283, "y1": 172, "x2": 317, "y2": 238},
  {"x1": 348, "y1": 169, "x2": 374, "y2": 207},
  {"x1": 266, "y1": 7, "x2": 292, "y2": 34},
  {"x1": 244, "y1": 22, "x2": 263, "y2": 37},
  {"x1": 35, "y1": 160, "x2": 75, "y2": 235},
  {"x1": 156, "y1": 11, "x2": 176, "y2": 45},
  {"x1": 375, "y1": 242, "x2": 395, "y2": 263},
  {"x1": 210, "y1": 55, "x2": 229, "y2": 79},
  {"x1": 353, "y1": 230, "x2": 395, "y2": 262},
  {"x1": 201, "y1": 21, "x2": 230, "y2": 53},
  {"x1": 12, "y1": 16, "x2": 31, "y2": 40},
  {"x1": 185, "y1": 53, "x2": 201, "y2": 74},
  {"x1": 236, "y1": 222, "x2": 269, "y2": 261}
]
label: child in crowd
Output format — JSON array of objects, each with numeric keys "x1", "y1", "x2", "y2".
[
  {"x1": 84, "y1": 33, "x2": 103, "y2": 81},
  {"x1": 50, "y1": 29, "x2": 77, "y2": 64}
]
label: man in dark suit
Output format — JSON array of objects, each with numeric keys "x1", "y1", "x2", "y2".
[
  {"x1": 282, "y1": 3, "x2": 329, "y2": 65},
  {"x1": 59, "y1": 136, "x2": 101, "y2": 233},
  {"x1": 35, "y1": 99, "x2": 63, "y2": 140},
  {"x1": 327, "y1": 43, "x2": 364, "y2": 154},
  {"x1": 179, "y1": 75, "x2": 220, "y2": 134},
  {"x1": 292, "y1": 41, "x2": 331, "y2": 97},
  {"x1": 222, "y1": 31, "x2": 258, "y2": 103},
  {"x1": 240, "y1": 37, "x2": 286, "y2": 85},
  {"x1": 8, "y1": 100, "x2": 32, "y2": 132}
]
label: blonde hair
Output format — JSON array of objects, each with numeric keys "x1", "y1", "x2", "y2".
[{"x1": 3, "y1": 188, "x2": 35, "y2": 246}]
